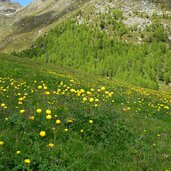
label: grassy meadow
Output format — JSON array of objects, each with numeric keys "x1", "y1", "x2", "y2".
[{"x1": 0, "y1": 54, "x2": 171, "y2": 170}]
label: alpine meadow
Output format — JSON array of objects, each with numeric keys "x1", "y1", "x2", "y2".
[{"x1": 0, "y1": 0, "x2": 171, "y2": 170}]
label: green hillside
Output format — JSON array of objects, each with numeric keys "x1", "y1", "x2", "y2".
[
  {"x1": 0, "y1": 0, "x2": 171, "y2": 170},
  {"x1": 16, "y1": 19, "x2": 171, "y2": 90},
  {"x1": 0, "y1": 54, "x2": 171, "y2": 170}
]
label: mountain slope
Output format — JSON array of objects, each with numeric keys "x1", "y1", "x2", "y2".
[
  {"x1": 0, "y1": 0, "x2": 21, "y2": 15},
  {"x1": 0, "y1": 1, "x2": 171, "y2": 170},
  {"x1": 0, "y1": 53, "x2": 171, "y2": 170},
  {"x1": 16, "y1": 8, "x2": 171, "y2": 90},
  {"x1": 0, "y1": 0, "x2": 90, "y2": 52},
  {"x1": 0, "y1": 0, "x2": 171, "y2": 52},
  {"x1": 0, "y1": 0, "x2": 171, "y2": 89},
  {"x1": 0, "y1": 0, "x2": 21, "y2": 41}
]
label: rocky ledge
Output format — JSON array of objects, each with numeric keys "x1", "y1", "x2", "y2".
[{"x1": 0, "y1": 0, "x2": 22, "y2": 15}]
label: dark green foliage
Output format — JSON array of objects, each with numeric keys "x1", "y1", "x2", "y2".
[
  {"x1": 112, "y1": 9, "x2": 124, "y2": 20},
  {"x1": 146, "y1": 21, "x2": 167, "y2": 42},
  {"x1": 17, "y1": 20, "x2": 171, "y2": 89},
  {"x1": 99, "y1": 11, "x2": 127, "y2": 36}
]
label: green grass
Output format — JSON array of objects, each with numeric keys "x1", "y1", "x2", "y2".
[{"x1": 0, "y1": 53, "x2": 171, "y2": 170}]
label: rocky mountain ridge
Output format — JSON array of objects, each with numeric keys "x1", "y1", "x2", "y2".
[
  {"x1": 75, "y1": 0, "x2": 171, "y2": 44},
  {"x1": 0, "y1": 0, "x2": 90, "y2": 52},
  {"x1": 0, "y1": 0, "x2": 21, "y2": 15},
  {"x1": 0, "y1": 0, "x2": 171, "y2": 52}
]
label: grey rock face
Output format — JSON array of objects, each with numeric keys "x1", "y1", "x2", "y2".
[{"x1": 0, "y1": 0, "x2": 22, "y2": 15}]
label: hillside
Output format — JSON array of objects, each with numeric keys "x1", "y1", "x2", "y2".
[
  {"x1": 0, "y1": 0, "x2": 90, "y2": 52},
  {"x1": 0, "y1": 0, "x2": 171, "y2": 170},
  {"x1": 0, "y1": 0, "x2": 171, "y2": 52},
  {"x1": 0, "y1": 0, "x2": 170, "y2": 87},
  {"x1": 14, "y1": 0, "x2": 171, "y2": 90},
  {"x1": 0, "y1": 53, "x2": 171, "y2": 170},
  {"x1": 0, "y1": 0, "x2": 21, "y2": 40},
  {"x1": 0, "y1": 0, "x2": 21, "y2": 15}
]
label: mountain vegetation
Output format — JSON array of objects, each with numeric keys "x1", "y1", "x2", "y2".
[
  {"x1": 16, "y1": 19, "x2": 171, "y2": 89},
  {"x1": 0, "y1": 0, "x2": 171, "y2": 170}
]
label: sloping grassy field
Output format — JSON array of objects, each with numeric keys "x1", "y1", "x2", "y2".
[{"x1": 0, "y1": 54, "x2": 171, "y2": 171}]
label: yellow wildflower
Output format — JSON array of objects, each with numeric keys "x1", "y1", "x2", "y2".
[
  {"x1": 89, "y1": 120, "x2": 93, "y2": 124},
  {"x1": 89, "y1": 98, "x2": 94, "y2": 102},
  {"x1": 16, "y1": 151, "x2": 21, "y2": 154},
  {"x1": 56, "y1": 119, "x2": 61, "y2": 125},
  {"x1": 38, "y1": 85, "x2": 42, "y2": 89},
  {"x1": 43, "y1": 86, "x2": 48, "y2": 90},
  {"x1": 29, "y1": 116, "x2": 35, "y2": 120},
  {"x1": 48, "y1": 143, "x2": 54, "y2": 148},
  {"x1": 64, "y1": 128, "x2": 69, "y2": 132},
  {"x1": 101, "y1": 86, "x2": 105, "y2": 91},
  {"x1": 20, "y1": 109, "x2": 25, "y2": 114},
  {"x1": 46, "y1": 115, "x2": 52, "y2": 120},
  {"x1": 0, "y1": 141, "x2": 4, "y2": 145},
  {"x1": 45, "y1": 91, "x2": 50, "y2": 95},
  {"x1": 36, "y1": 109, "x2": 42, "y2": 114},
  {"x1": 24, "y1": 159, "x2": 31, "y2": 164},
  {"x1": 46, "y1": 109, "x2": 51, "y2": 115},
  {"x1": 1, "y1": 103, "x2": 5, "y2": 107},
  {"x1": 39, "y1": 131, "x2": 46, "y2": 137},
  {"x1": 83, "y1": 97, "x2": 87, "y2": 102}
]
